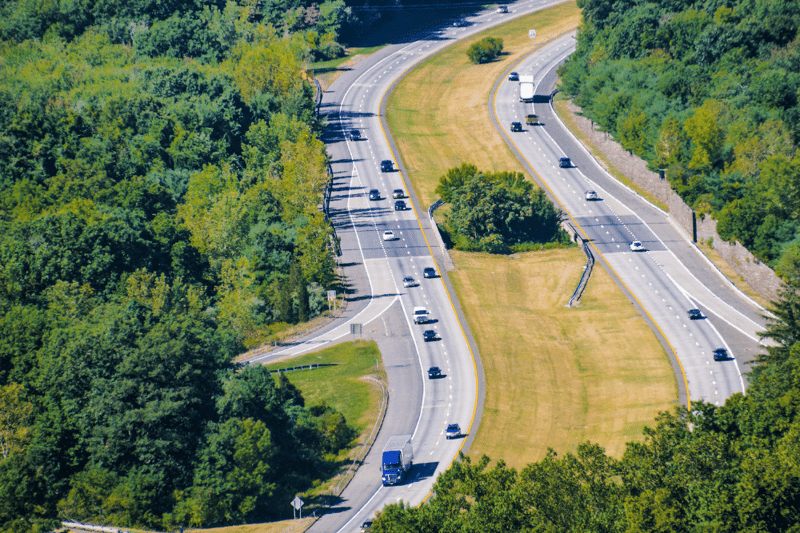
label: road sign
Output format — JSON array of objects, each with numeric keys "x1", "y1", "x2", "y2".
[
  {"x1": 529, "y1": 29, "x2": 536, "y2": 39},
  {"x1": 350, "y1": 323, "x2": 362, "y2": 336},
  {"x1": 291, "y1": 495, "x2": 304, "y2": 519},
  {"x1": 327, "y1": 290, "x2": 336, "y2": 301}
]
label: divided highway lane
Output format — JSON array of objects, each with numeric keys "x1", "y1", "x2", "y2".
[{"x1": 495, "y1": 34, "x2": 762, "y2": 405}]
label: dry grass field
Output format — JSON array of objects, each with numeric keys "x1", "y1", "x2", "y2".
[
  {"x1": 450, "y1": 249, "x2": 676, "y2": 467},
  {"x1": 386, "y1": 2, "x2": 583, "y2": 209},
  {"x1": 387, "y1": 1, "x2": 678, "y2": 466}
]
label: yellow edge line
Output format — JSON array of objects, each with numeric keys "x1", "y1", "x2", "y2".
[
  {"x1": 377, "y1": 52, "x2": 481, "y2": 510},
  {"x1": 491, "y1": 34, "x2": 691, "y2": 410}
]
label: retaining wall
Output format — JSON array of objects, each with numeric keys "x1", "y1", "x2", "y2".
[{"x1": 562, "y1": 100, "x2": 782, "y2": 302}]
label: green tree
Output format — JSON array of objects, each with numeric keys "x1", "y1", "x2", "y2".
[{"x1": 466, "y1": 37, "x2": 504, "y2": 64}]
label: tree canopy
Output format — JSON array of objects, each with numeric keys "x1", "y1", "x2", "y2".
[
  {"x1": 436, "y1": 164, "x2": 568, "y2": 253},
  {"x1": 560, "y1": 0, "x2": 800, "y2": 267},
  {"x1": 0, "y1": 0, "x2": 354, "y2": 531}
]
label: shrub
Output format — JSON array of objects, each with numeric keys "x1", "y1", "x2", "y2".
[{"x1": 466, "y1": 37, "x2": 504, "y2": 64}]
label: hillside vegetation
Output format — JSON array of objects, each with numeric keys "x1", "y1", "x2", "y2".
[
  {"x1": 0, "y1": 1, "x2": 369, "y2": 531},
  {"x1": 559, "y1": 0, "x2": 800, "y2": 273}
]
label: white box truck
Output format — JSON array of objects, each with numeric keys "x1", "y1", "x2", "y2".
[{"x1": 519, "y1": 75, "x2": 534, "y2": 103}]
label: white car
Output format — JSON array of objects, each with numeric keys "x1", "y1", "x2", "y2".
[
  {"x1": 403, "y1": 276, "x2": 416, "y2": 288},
  {"x1": 497, "y1": 5, "x2": 508, "y2": 13},
  {"x1": 585, "y1": 190, "x2": 598, "y2": 201},
  {"x1": 629, "y1": 240, "x2": 644, "y2": 251},
  {"x1": 383, "y1": 230, "x2": 395, "y2": 241}
]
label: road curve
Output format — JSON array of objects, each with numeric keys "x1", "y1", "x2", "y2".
[{"x1": 493, "y1": 34, "x2": 765, "y2": 407}]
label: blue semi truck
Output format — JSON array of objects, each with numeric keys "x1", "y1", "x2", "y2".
[{"x1": 381, "y1": 434, "x2": 413, "y2": 485}]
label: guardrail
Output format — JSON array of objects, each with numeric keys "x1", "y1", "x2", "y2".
[
  {"x1": 568, "y1": 224, "x2": 594, "y2": 307},
  {"x1": 267, "y1": 363, "x2": 341, "y2": 374},
  {"x1": 428, "y1": 199, "x2": 455, "y2": 271}
]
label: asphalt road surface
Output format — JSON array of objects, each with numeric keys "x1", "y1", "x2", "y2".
[{"x1": 494, "y1": 33, "x2": 766, "y2": 406}]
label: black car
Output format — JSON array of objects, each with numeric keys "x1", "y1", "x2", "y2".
[
  {"x1": 369, "y1": 189, "x2": 380, "y2": 200},
  {"x1": 423, "y1": 267, "x2": 436, "y2": 278},
  {"x1": 381, "y1": 159, "x2": 393, "y2": 172},
  {"x1": 393, "y1": 188, "x2": 405, "y2": 198},
  {"x1": 428, "y1": 366, "x2": 442, "y2": 379},
  {"x1": 394, "y1": 200, "x2": 406, "y2": 211},
  {"x1": 713, "y1": 348, "x2": 729, "y2": 361},
  {"x1": 423, "y1": 330, "x2": 437, "y2": 342},
  {"x1": 688, "y1": 309, "x2": 703, "y2": 320},
  {"x1": 559, "y1": 157, "x2": 571, "y2": 168},
  {"x1": 350, "y1": 129, "x2": 361, "y2": 141},
  {"x1": 510, "y1": 121, "x2": 523, "y2": 132},
  {"x1": 508, "y1": 71, "x2": 519, "y2": 81},
  {"x1": 360, "y1": 521, "x2": 373, "y2": 533}
]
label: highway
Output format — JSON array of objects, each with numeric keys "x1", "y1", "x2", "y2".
[
  {"x1": 494, "y1": 33, "x2": 766, "y2": 406},
  {"x1": 245, "y1": 2, "x2": 570, "y2": 532},
  {"x1": 248, "y1": 2, "x2": 768, "y2": 532}
]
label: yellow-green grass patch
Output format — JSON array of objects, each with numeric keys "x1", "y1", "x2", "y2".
[
  {"x1": 449, "y1": 249, "x2": 677, "y2": 468},
  {"x1": 186, "y1": 518, "x2": 315, "y2": 533},
  {"x1": 262, "y1": 340, "x2": 384, "y2": 434},
  {"x1": 386, "y1": 2, "x2": 582, "y2": 208}
]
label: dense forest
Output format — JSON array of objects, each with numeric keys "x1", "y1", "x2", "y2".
[
  {"x1": 372, "y1": 268, "x2": 800, "y2": 532},
  {"x1": 559, "y1": 0, "x2": 800, "y2": 273},
  {"x1": 0, "y1": 1, "x2": 371, "y2": 531}
]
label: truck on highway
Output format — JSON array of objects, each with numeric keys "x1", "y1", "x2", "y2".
[
  {"x1": 381, "y1": 434, "x2": 413, "y2": 485},
  {"x1": 413, "y1": 306, "x2": 429, "y2": 324},
  {"x1": 519, "y1": 75, "x2": 534, "y2": 103}
]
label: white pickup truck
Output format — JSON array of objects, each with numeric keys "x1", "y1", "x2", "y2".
[{"x1": 413, "y1": 307, "x2": 429, "y2": 324}]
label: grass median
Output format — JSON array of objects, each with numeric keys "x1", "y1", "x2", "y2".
[{"x1": 386, "y1": 1, "x2": 678, "y2": 466}]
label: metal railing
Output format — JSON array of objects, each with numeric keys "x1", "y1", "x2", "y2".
[{"x1": 568, "y1": 225, "x2": 594, "y2": 307}]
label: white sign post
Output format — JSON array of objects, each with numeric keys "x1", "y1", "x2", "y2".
[
  {"x1": 327, "y1": 289, "x2": 336, "y2": 311},
  {"x1": 291, "y1": 496, "x2": 304, "y2": 519}
]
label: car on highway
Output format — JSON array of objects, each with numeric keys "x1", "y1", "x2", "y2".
[
  {"x1": 688, "y1": 309, "x2": 703, "y2": 320},
  {"x1": 713, "y1": 348, "x2": 729, "y2": 361},
  {"x1": 453, "y1": 20, "x2": 464, "y2": 27},
  {"x1": 360, "y1": 521, "x2": 373, "y2": 532},
  {"x1": 394, "y1": 200, "x2": 406, "y2": 211},
  {"x1": 392, "y1": 188, "x2": 405, "y2": 198},
  {"x1": 559, "y1": 157, "x2": 571, "y2": 168},
  {"x1": 383, "y1": 230, "x2": 395, "y2": 241},
  {"x1": 349, "y1": 129, "x2": 361, "y2": 141},
  {"x1": 369, "y1": 189, "x2": 380, "y2": 200},
  {"x1": 497, "y1": 5, "x2": 508, "y2": 13},
  {"x1": 629, "y1": 240, "x2": 644, "y2": 252},
  {"x1": 585, "y1": 190, "x2": 598, "y2": 201},
  {"x1": 526, "y1": 114, "x2": 539, "y2": 125},
  {"x1": 428, "y1": 366, "x2": 442, "y2": 379},
  {"x1": 511, "y1": 121, "x2": 523, "y2": 132},
  {"x1": 423, "y1": 267, "x2": 436, "y2": 278},
  {"x1": 403, "y1": 276, "x2": 416, "y2": 288},
  {"x1": 381, "y1": 160, "x2": 393, "y2": 172},
  {"x1": 423, "y1": 329, "x2": 437, "y2": 342},
  {"x1": 508, "y1": 71, "x2": 518, "y2": 81},
  {"x1": 445, "y1": 423, "x2": 461, "y2": 439}
]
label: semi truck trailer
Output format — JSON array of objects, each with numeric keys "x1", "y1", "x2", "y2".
[{"x1": 381, "y1": 434, "x2": 413, "y2": 485}]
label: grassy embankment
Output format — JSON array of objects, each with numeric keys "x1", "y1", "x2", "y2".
[{"x1": 386, "y1": 1, "x2": 677, "y2": 467}]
